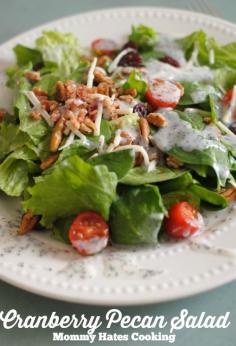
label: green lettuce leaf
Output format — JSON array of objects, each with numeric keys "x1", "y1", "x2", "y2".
[
  {"x1": 0, "y1": 122, "x2": 29, "y2": 161},
  {"x1": 23, "y1": 156, "x2": 117, "y2": 227},
  {"x1": 13, "y1": 44, "x2": 42, "y2": 67},
  {"x1": 110, "y1": 185, "x2": 166, "y2": 245},
  {"x1": 0, "y1": 147, "x2": 38, "y2": 197},
  {"x1": 163, "y1": 191, "x2": 200, "y2": 210},
  {"x1": 129, "y1": 24, "x2": 157, "y2": 51},
  {"x1": 120, "y1": 166, "x2": 184, "y2": 185},
  {"x1": 123, "y1": 70, "x2": 147, "y2": 97},
  {"x1": 36, "y1": 31, "x2": 80, "y2": 76},
  {"x1": 177, "y1": 30, "x2": 236, "y2": 69},
  {"x1": 89, "y1": 149, "x2": 135, "y2": 179},
  {"x1": 189, "y1": 184, "x2": 228, "y2": 208}
]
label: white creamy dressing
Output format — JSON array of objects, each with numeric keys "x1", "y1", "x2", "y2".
[
  {"x1": 188, "y1": 238, "x2": 236, "y2": 258},
  {"x1": 152, "y1": 110, "x2": 225, "y2": 152},
  {"x1": 144, "y1": 59, "x2": 214, "y2": 83},
  {"x1": 191, "y1": 85, "x2": 216, "y2": 104}
]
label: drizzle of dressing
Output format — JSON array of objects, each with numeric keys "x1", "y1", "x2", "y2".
[
  {"x1": 144, "y1": 59, "x2": 214, "y2": 83},
  {"x1": 152, "y1": 110, "x2": 226, "y2": 153},
  {"x1": 157, "y1": 34, "x2": 187, "y2": 66}
]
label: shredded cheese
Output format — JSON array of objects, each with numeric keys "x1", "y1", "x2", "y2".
[
  {"x1": 23, "y1": 91, "x2": 53, "y2": 127},
  {"x1": 108, "y1": 48, "x2": 135, "y2": 73},
  {"x1": 94, "y1": 102, "x2": 103, "y2": 136},
  {"x1": 116, "y1": 108, "x2": 134, "y2": 115},
  {"x1": 113, "y1": 144, "x2": 150, "y2": 167},
  {"x1": 223, "y1": 85, "x2": 236, "y2": 124},
  {"x1": 107, "y1": 130, "x2": 122, "y2": 152},
  {"x1": 66, "y1": 121, "x2": 89, "y2": 146},
  {"x1": 87, "y1": 57, "x2": 97, "y2": 88},
  {"x1": 209, "y1": 49, "x2": 215, "y2": 65},
  {"x1": 98, "y1": 135, "x2": 105, "y2": 153},
  {"x1": 59, "y1": 132, "x2": 75, "y2": 150}
]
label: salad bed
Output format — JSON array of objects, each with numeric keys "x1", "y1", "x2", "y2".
[{"x1": 0, "y1": 25, "x2": 236, "y2": 255}]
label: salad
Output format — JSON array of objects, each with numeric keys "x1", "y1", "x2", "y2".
[{"x1": 1, "y1": 24, "x2": 236, "y2": 256}]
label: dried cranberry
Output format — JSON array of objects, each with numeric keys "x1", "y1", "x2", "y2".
[
  {"x1": 118, "y1": 52, "x2": 143, "y2": 68},
  {"x1": 33, "y1": 62, "x2": 44, "y2": 71},
  {"x1": 122, "y1": 41, "x2": 138, "y2": 50},
  {"x1": 160, "y1": 55, "x2": 180, "y2": 68},
  {"x1": 133, "y1": 103, "x2": 148, "y2": 117},
  {"x1": 229, "y1": 122, "x2": 236, "y2": 135}
]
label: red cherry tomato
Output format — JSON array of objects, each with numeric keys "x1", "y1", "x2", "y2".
[
  {"x1": 69, "y1": 211, "x2": 109, "y2": 256},
  {"x1": 145, "y1": 79, "x2": 184, "y2": 108},
  {"x1": 222, "y1": 88, "x2": 233, "y2": 107},
  {"x1": 164, "y1": 201, "x2": 204, "y2": 239},
  {"x1": 91, "y1": 39, "x2": 117, "y2": 56}
]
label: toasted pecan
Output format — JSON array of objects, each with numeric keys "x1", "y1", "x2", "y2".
[
  {"x1": 49, "y1": 117, "x2": 65, "y2": 152},
  {"x1": 139, "y1": 117, "x2": 150, "y2": 147},
  {"x1": 166, "y1": 156, "x2": 183, "y2": 169},
  {"x1": 147, "y1": 113, "x2": 168, "y2": 127},
  {"x1": 40, "y1": 154, "x2": 59, "y2": 170},
  {"x1": 94, "y1": 69, "x2": 114, "y2": 85},
  {"x1": 220, "y1": 187, "x2": 236, "y2": 202},
  {"x1": 18, "y1": 210, "x2": 40, "y2": 236},
  {"x1": 24, "y1": 70, "x2": 40, "y2": 82},
  {"x1": 32, "y1": 87, "x2": 48, "y2": 97}
]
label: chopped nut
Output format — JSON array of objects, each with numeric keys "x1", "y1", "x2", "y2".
[
  {"x1": 84, "y1": 117, "x2": 96, "y2": 131},
  {"x1": 70, "y1": 117, "x2": 80, "y2": 130},
  {"x1": 203, "y1": 117, "x2": 212, "y2": 124},
  {"x1": 97, "y1": 82, "x2": 110, "y2": 95},
  {"x1": 30, "y1": 109, "x2": 41, "y2": 120},
  {"x1": 64, "y1": 80, "x2": 77, "y2": 99},
  {"x1": 24, "y1": 70, "x2": 41, "y2": 82},
  {"x1": 40, "y1": 154, "x2": 59, "y2": 170},
  {"x1": 139, "y1": 117, "x2": 150, "y2": 147},
  {"x1": 147, "y1": 113, "x2": 168, "y2": 127},
  {"x1": 220, "y1": 187, "x2": 236, "y2": 202},
  {"x1": 50, "y1": 108, "x2": 61, "y2": 123},
  {"x1": 18, "y1": 210, "x2": 40, "y2": 236},
  {"x1": 55, "y1": 81, "x2": 66, "y2": 101},
  {"x1": 166, "y1": 156, "x2": 183, "y2": 169},
  {"x1": 148, "y1": 149, "x2": 160, "y2": 162},
  {"x1": 123, "y1": 88, "x2": 137, "y2": 98},
  {"x1": 49, "y1": 117, "x2": 65, "y2": 152},
  {"x1": 94, "y1": 69, "x2": 114, "y2": 85},
  {"x1": 32, "y1": 87, "x2": 48, "y2": 97},
  {"x1": 80, "y1": 122, "x2": 93, "y2": 134},
  {"x1": 119, "y1": 95, "x2": 134, "y2": 103}
]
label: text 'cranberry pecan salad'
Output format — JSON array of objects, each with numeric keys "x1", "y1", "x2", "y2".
[{"x1": 1, "y1": 25, "x2": 236, "y2": 255}]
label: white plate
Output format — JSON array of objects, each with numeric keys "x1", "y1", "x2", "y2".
[{"x1": 1, "y1": 7, "x2": 236, "y2": 305}]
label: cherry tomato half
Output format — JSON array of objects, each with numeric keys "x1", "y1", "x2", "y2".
[
  {"x1": 164, "y1": 201, "x2": 204, "y2": 239},
  {"x1": 91, "y1": 38, "x2": 117, "y2": 56},
  {"x1": 145, "y1": 79, "x2": 184, "y2": 109},
  {"x1": 69, "y1": 211, "x2": 109, "y2": 256}
]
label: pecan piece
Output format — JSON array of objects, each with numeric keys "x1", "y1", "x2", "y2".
[
  {"x1": 18, "y1": 210, "x2": 40, "y2": 236},
  {"x1": 32, "y1": 87, "x2": 48, "y2": 97},
  {"x1": 97, "y1": 55, "x2": 112, "y2": 68},
  {"x1": 24, "y1": 70, "x2": 40, "y2": 82},
  {"x1": 220, "y1": 187, "x2": 236, "y2": 203},
  {"x1": 97, "y1": 82, "x2": 110, "y2": 96},
  {"x1": 40, "y1": 153, "x2": 59, "y2": 170},
  {"x1": 94, "y1": 69, "x2": 114, "y2": 85},
  {"x1": 119, "y1": 94, "x2": 134, "y2": 103},
  {"x1": 80, "y1": 122, "x2": 93, "y2": 134},
  {"x1": 84, "y1": 117, "x2": 96, "y2": 131},
  {"x1": 139, "y1": 117, "x2": 150, "y2": 147},
  {"x1": 55, "y1": 81, "x2": 66, "y2": 101},
  {"x1": 166, "y1": 156, "x2": 183, "y2": 169},
  {"x1": 49, "y1": 117, "x2": 65, "y2": 152},
  {"x1": 123, "y1": 88, "x2": 137, "y2": 97},
  {"x1": 147, "y1": 113, "x2": 168, "y2": 127},
  {"x1": 30, "y1": 109, "x2": 41, "y2": 120}
]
